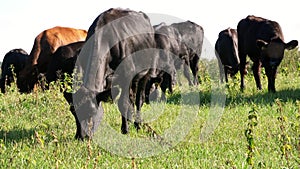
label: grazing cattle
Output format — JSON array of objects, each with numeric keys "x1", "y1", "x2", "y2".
[
  {"x1": 238, "y1": 15, "x2": 298, "y2": 92},
  {"x1": 18, "y1": 26, "x2": 87, "y2": 93},
  {"x1": 46, "y1": 41, "x2": 85, "y2": 84},
  {"x1": 0, "y1": 49, "x2": 29, "y2": 93},
  {"x1": 64, "y1": 8, "x2": 157, "y2": 139},
  {"x1": 144, "y1": 22, "x2": 190, "y2": 104},
  {"x1": 215, "y1": 28, "x2": 240, "y2": 83},
  {"x1": 171, "y1": 21, "x2": 204, "y2": 85},
  {"x1": 144, "y1": 21, "x2": 204, "y2": 104}
]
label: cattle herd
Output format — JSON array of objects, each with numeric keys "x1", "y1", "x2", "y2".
[{"x1": 0, "y1": 8, "x2": 298, "y2": 139}]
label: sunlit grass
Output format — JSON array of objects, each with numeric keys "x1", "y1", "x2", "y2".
[{"x1": 0, "y1": 50, "x2": 299, "y2": 168}]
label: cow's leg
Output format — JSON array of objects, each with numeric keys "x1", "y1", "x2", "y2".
[
  {"x1": 127, "y1": 88, "x2": 135, "y2": 123},
  {"x1": 183, "y1": 63, "x2": 193, "y2": 86},
  {"x1": 160, "y1": 73, "x2": 172, "y2": 102},
  {"x1": 224, "y1": 67, "x2": 229, "y2": 83},
  {"x1": 146, "y1": 77, "x2": 162, "y2": 104},
  {"x1": 134, "y1": 75, "x2": 150, "y2": 131},
  {"x1": 167, "y1": 74, "x2": 173, "y2": 94},
  {"x1": 190, "y1": 54, "x2": 199, "y2": 85},
  {"x1": 118, "y1": 90, "x2": 130, "y2": 134},
  {"x1": 145, "y1": 78, "x2": 154, "y2": 104},
  {"x1": 239, "y1": 53, "x2": 247, "y2": 91},
  {"x1": 69, "y1": 105, "x2": 84, "y2": 140},
  {"x1": 267, "y1": 75, "x2": 276, "y2": 92},
  {"x1": 160, "y1": 85, "x2": 167, "y2": 102},
  {"x1": 266, "y1": 67, "x2": 277, "y2": 92},
  {"x1": 0, "y1": 78, "x2": 5, "y2": 93},
  {"x1": 217, "y1": 58, "x2": 224, "y2": 83},
  {"x1": 252, "y1": 61, "x2": 262, "y2": 90},
  {"x1": 64, "y1": 92, "x2": 85, "y2": 139}
]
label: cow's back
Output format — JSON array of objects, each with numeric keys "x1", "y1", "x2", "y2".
[
  {"x1": 86, "y1": 8, "x2": 155, "y2": 51},
  {"x1": 30, "y1": 26, "x2": 87, "y2": 71},
  {"x1": 171, "y1": 21, "x2": 204, "y2": 57},
  {"x1": 1, "y1": 49, "x2": 29, "y2": 77},
  {"x1": 237, "y1": 15, "x2": 284, "y2": 56},
  {"x1": 215, "y1": 28, "x2": 239, "y2": 66},
  {"x1": 154, "y1": 24, "x2": 184, "y2": 56},
  {"x1": 79, "y1": 8, "x2": 156, "y2": 91},
  {"x1": 0, "y1": 48, "x2": 29, "y2": 93}
]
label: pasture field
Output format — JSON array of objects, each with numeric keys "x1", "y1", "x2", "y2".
[{"x1": 0, "y1": 49, "x2": 300, "y2": 168}]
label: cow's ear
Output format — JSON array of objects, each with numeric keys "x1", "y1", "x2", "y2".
[
  {"x1": 285, "y1": 40, "x2": 298, "y2": 50},
  {"x1": 256, "y1": 39, "x2": 268, "y2": 50}
]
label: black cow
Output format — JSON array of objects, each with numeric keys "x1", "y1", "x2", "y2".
[
  {"x1": 144, "y1": 22, "x2": 190, "y2": 104},
  {"x1": 215, "y1": 28, "x2": 240, "y2": 83},
  {"x1": 238, "y1": 15, "x2": 298, "y2": 92},
  {"x1": 46, "y1": 41, "x2": 85, "y2": 84},
  {"x1": 45, "y1": 41, "x2": 114, "y2": 92},
  {"x1": 64, "y1": 8, "x2": 157, "y2": 139},
  {"x1": 171, "y1": 21, "x2": 204, "y2": 85},
  {"x1": 144, "y1": 21, "x2": 204, "y2": 104},
  {"x1": 0, "y1": 48, "x2": 29, "y2": 93}
]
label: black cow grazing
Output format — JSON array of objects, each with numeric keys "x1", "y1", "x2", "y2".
[
  {"x1": 144, "y1": 21, "x2": 204, "y2": 104},
  {"x1": 171, "y1": 21, "x2": 204, "y2": 85},
  {"x1": 46, "y1": 41, "x2": 85, "y2": 84},
  {"x1": 0, "y1": 48, "x2": 29, "y2": 93},
  {"x1": 64, "y1": 8, "x2": 157, "y2": 139},
  {"x1": 46, "y1": 41, "x2": 113, "y2": 93},
  {"x1": 144, "y1": 22, "x2": 190, "y2": 104},
  {"x1": 215, "y1": 28, "x2": 240, "y2": 83},
  {"x1": 238, "y1": 15, "x2": 298, "y2": 92}
]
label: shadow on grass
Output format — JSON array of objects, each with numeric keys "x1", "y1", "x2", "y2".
[
  {"x1": 226, "y1": 88, "x2": 300, "y2": 106},
  {"x1": 166, "y1": 90, "x2": 213, "y2": 106},
  {"x1": 248, "y1": 88, "x2": 300, "y2": 104},
  {"x1": 0, "y1": 127, "x2": 35, "y2": 143},
  {"x1": 165, "y1": 87, "x2": 300, "y2": 107}
]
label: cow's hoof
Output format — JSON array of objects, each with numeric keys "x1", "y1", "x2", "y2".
[
  {"x1": 121, "y1": 127, "x2": 128, "y2": 134},
  {"x1": 240, "y1": 87, "x2": 245, "y2": 92},
  {"x1": 75, "y1": 134, "x2": 84, "y2": 141},
  {"x1": 268, "y1": 89, "x2": 276, "y2": 93},
  {"x1": 134, "y1": 122, "x2": 141, "y2": 131}
]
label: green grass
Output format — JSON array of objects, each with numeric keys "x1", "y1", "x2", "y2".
[{"x1": 1, "y1": 50, "x2": 300, "y2": 168}]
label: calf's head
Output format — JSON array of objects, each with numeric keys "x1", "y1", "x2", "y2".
[{"x1": 257, "y1": 38, "x2": 298, "y2": 92}]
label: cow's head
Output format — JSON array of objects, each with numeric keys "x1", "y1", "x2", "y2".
[
  {"x1": 17, "y1": 64, "x2": 39, "y2": 93},
  {"x1": 257, "y1": 38, "x2": 298, "y2": 92},
  {"x1": 63, "y1": 86, "x2": 115, "y2": 139}
]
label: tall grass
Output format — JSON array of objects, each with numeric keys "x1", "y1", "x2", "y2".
[{"x1": 0, "y1": 50, "x2": 299, "y2": 168}]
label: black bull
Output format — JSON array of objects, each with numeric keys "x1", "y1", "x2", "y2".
[
  {"x1": 238, "y1": 15, "x2": 298, "y2": 92},
  {"x1": 64, "y1": 8, "x2": 179, "y2": 139}
]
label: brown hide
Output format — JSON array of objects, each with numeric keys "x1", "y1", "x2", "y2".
[{"x1": 18, "y1": 26, "x2": 87, "y2": 92}]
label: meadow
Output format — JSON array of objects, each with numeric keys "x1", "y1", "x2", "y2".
[{"x1": 0, "y1": 49, "x2": 300, "y2": 168}]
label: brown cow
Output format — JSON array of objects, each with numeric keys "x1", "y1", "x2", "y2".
[{"x1": 18, "y1": 26, "x2": 87, "y2": 92}]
